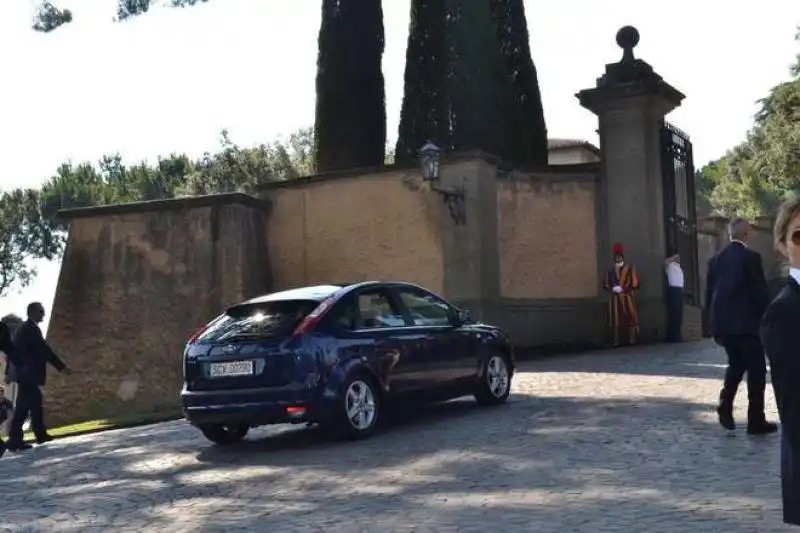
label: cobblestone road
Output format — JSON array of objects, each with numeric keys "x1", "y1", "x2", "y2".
[{"x1": 0, "y1": 340, "x2": 791, "y2": 532}]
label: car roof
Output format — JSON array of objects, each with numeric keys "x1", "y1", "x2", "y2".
[
  {"x1": 241, "y1": 285, "x2": 345, "y2": 305},
  {"x1": 234, "y1": 280, "x2": 434, "y2": 308}
]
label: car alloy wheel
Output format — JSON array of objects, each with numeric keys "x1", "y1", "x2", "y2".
[
  {"x1": 475, "y1": 353, "x2": 511, "y2": 406},
  {"x1": 486, "y1": 355, "x2": 510, "y2": 398},
  {"x1": 345, "y1": 379, "x2": 378, "y2": 431},
  {"x1": 199, "y1": 423, "x2": 249, "y2": 445}
]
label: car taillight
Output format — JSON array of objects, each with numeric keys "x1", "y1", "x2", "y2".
[
  {"x1": 293, "y1": 296, "x2": 336, "y2": 337},
  {"x1": 187, "y1": 325, "x2": 209, "y2": 344},
  {"x1": 186, "y1": 314, "x2": 224, "y2": 344}
]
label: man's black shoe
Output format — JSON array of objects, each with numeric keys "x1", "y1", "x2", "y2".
[
  {"x1": 747, "y1": 421, "x2": 779, "y2": 435},
  {"x1": 8, "y1": 442, "x2": 33, "y2": 452},
  {"x1": 717, "y1": 407, "x2": 735, "y2": 430},
  {"x1": 35, "y1": 435, "x2": 54, "y2": 445}
]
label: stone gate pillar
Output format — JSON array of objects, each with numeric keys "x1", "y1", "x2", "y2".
[{"x1": 577, "y1": 26, "x2": 685, "y2": 341}]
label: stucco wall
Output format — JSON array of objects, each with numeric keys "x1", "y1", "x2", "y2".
[
  {"x1": 497, "y1": 174, "x2": 599, "y2": 299},
  {"x1": 262, "y1": 169, "x2": 444, "y2": 294},
  {"x1": 45, "y1": 195, "x2": 270, "y2": 426},
  {"x1": 548, "y1": 147, "x2": 601, "y2": 166}
]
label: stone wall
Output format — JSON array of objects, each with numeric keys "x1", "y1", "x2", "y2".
[
  {"x1": 45, "y1": 194, "x2": 270, "y2": 426},
  {"x1": 42, "y1": 151, "x2": 705, "y2": 426},
  {"x1": 490, "y1": 163, "x2": 607, "y2": 348},
  {"x1": 497, "y1": 171, "x2": 599, "y2": 299},
  {"x1": 260, "y1": 167, "x2": 445, "y2": 294}
]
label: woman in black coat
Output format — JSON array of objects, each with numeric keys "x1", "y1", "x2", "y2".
[
  {"x1": 760, "y1": 196, "x2": 800, "y2": 526},
  {"x1": 0, "y1": 320, "x2": 22, "y2": 458}
]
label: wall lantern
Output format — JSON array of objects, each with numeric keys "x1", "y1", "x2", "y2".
[
  {"x1": 417, "y1": 141, "x2": 467, "y2": 226},
  {"x1": 418, "y1": 141, "x2": 441, "y2": 182}
]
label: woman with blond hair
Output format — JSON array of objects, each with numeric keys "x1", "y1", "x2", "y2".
[{"x1": 760, "y1": 195, "x2": 800, "y2": 526}]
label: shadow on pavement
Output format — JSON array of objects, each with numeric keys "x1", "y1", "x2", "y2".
[
  {"x1": 526, "y1": 340, "x2": 774, "y2": 383},
  {"x1": 0, "y1": 387, "x2": 788, "y2": 532}
]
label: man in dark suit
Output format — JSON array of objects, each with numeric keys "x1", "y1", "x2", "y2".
[
  {"x1": 760, "y1": 196, "x2": 800, "y2": 526},
  {"x1": 5, "y1": 302, "x2": 71, "y2": 452},
  {"x1": 705, "y1": 218, "x2": 777, "y2": 435}
]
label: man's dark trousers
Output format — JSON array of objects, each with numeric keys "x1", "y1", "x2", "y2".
[
  {"x1": 720, "y1": 335, "x2": 768, "y2": 422},
  {"x1": 666, "y1": 286, "x2": 684, "y2": 342},
  {"x1": 6, "y1": 383, "x2": 47, "y2": 446}
]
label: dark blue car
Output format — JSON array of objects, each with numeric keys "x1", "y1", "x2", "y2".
[{"x1": 180, "y1": 281, "x2": 514, "y2": 444}]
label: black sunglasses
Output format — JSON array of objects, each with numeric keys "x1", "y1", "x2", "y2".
[{"x1": 792, "y1": 230, "x2": 800, "y2": 245}]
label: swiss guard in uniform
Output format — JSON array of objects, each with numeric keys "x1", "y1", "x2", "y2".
[{"x1": 603, "y1": 242, "x2": 640, "y2": 346}]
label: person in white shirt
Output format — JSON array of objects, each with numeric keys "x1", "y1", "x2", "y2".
[{"x1": 664, "y1": 249, "x2": 684, "y2": 343}]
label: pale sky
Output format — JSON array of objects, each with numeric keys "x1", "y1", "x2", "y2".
[{"x1": 0, "y1": 0, "x2": 798, "y2": 333}]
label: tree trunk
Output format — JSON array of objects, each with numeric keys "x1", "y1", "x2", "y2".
[{"x1": 314, "y1": 0, "x2": 386, "y2": 173}]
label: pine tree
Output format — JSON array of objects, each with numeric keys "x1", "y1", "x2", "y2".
[
  {"x1": 314, "y1": 0, "x2": 386, "y2": 173},
  {"x1": 32, "y1": 1, "x2": 73, "y2": 33}
]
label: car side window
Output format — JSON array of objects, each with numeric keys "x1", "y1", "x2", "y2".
[
  {"x1": 356, "y1": 290, "x2": 407, "y2": 329},
  {"x1": 396, "y1": 288, "x2": 454, "y2": 327},
  {"x1": 324, "y1": 291, "x2": 407, "y2": 331},
  {"x1": 326, "y1": 297, "x2": 359, "y2": 331}
]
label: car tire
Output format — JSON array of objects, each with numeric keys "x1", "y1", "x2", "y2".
[
  {"x1": 199, "y1": 423, "x2": 249, "y2": 445},
  {"x1": 332, "y1": 373, "x2": 381, "y2": 440},
  {"x1": 474, "y1": 353, "x2": 512, "y2": 406}
]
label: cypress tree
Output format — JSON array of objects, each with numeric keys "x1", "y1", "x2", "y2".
[
  {"x1": 394, "y1": 0, "x2": 448, "y2": 163},
  {"x1": 396, "y1": 0, "x2": 547, "y2": 167},
  {"x1": 491, "y1": 0, "x2": 548, "y2": 166},
  {"x1": 314, "y1": 0, "x2": 386, "y2": 173},
  {"x1": 446, "y1": 0, "x2": 514, "y2": 158}
]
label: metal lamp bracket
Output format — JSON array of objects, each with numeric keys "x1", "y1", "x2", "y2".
[{"x1": 429, "y1": 181, "x2": 467, "y2": 226}]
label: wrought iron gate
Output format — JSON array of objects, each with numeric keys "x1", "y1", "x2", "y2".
[{"x1": 660, "y1": 122, "x2": 699, "y2": 305}]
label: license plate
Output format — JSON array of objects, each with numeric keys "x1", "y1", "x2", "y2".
[{"x1": 208, "y1": 360, "x2": 254, "y2": 378}]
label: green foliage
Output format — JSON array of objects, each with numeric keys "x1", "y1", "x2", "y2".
[
  {"x1": 395, "y1": 0, "x2": 448, "y2": 163},
  {"x1": 314, "y1": 0, "x2": 386, "y2": 173},
  {"x1": 117, "y1": 0, "x2": 150, "y2": 22},
  {"x1": 175, "y1": 130, "x2": 305, "y2": 196},
  {"x1": 0, "y1": 189, "x2": 62, "y2": 295},
  {"x1": 0, "y1": 129, "x2": 311, "y2": 295},
  {"x1": 490, "y1": 0, "x2": 549, "y2": 166},
  {"x1": 32, "y1": 1, "x2": 73, "y2": 33},
  {"x1": 170, "y1": 0, "x2": 209, "y2": 8},
  {"x1": 395, "y1": 0, "x2": 547, "y2": 165},
  {"x1": 117, "y1": 0, "x2": 209, "y2": 22},
  {"x1": 701, "y1": 29, "x2": 800, "y2": 218}
]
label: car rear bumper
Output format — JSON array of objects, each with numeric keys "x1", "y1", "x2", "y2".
[{"x1": 181, "y1": 384, "x2": 329, "y2": 427}]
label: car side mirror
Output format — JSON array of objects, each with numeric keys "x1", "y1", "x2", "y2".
[{"x1": 455, "y1": 308, "x2": 472, "y2": 325}]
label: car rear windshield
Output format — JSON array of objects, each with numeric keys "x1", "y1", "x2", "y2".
[{"x1": 196, "y1": 300, "x2": 319, "y2": 343}]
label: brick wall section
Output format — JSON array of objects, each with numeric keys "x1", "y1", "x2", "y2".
[
  {"x1": 261, "y1": 169, "x2": 444, "y2": 294},
  {"x1": 497, "y1": 175, "x2": 599, "y2": 299},
  {"x1": 44, "y1": 194, "x2": 270, "y2": 426}
]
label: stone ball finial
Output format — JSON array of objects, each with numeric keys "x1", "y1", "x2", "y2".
[{"x1": 616, "y1": 25, "x2": 639, "y2": 62}]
